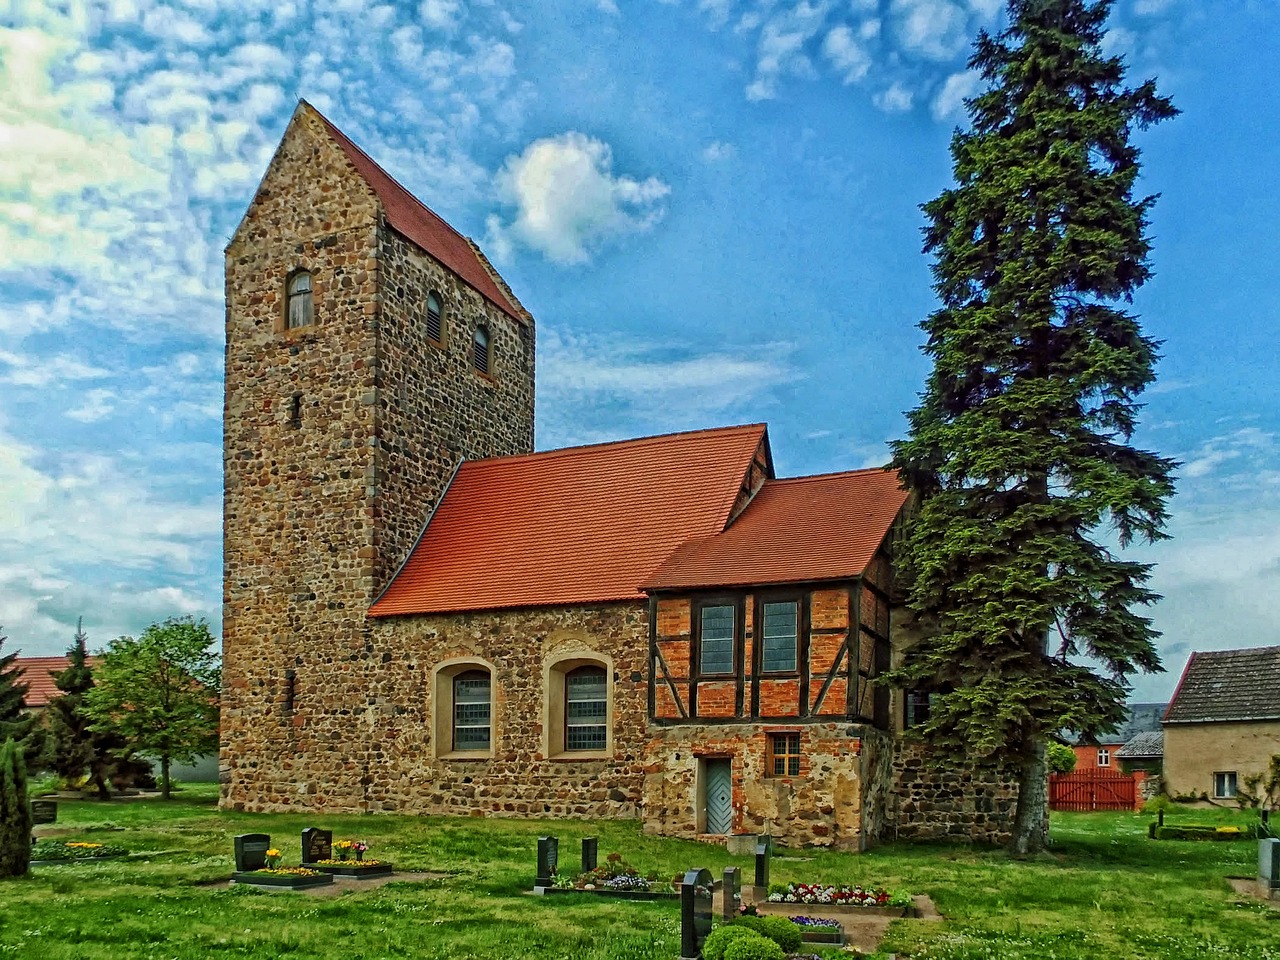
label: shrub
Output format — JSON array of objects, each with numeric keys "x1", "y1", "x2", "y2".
[
  {"x1": 0, "y1": 738, "x2": 32, "y2": 879},
  {"x1": 722, "y1": 933, "x2": 785, "y2": 960},
  {"x1": 732, "y1": 915, "x2": 803, "y2": 953},
  {"x1": 702, "y1": 926, "x2": 760, "y2": 960},
  {"x1": 1046, "y1": 741, "x2": 1076, "y2": 774},
  {"x1": 1152, "y1": 824, "x2": 1255, "y2": 841}
]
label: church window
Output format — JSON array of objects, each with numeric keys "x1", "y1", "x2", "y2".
[
  {"x1": 760, "y1": 600, "x2": 798, "y2": 673},
  {"x1": 426, "y1": 291, "x2": 445, "y2": 346},
  {"x1": 565, "y1": 666, "x2": 607, "y2": 751},
  {"x1": 473, "y1": 325, "x2": 491, "y2": 375},
  {"x1": 766, "y1": 732, "x2": 802, "y2": 777},
  {"x1": 697, "y1": 603, "x2": 736, "y2": 676},
  {"x1": 286, "y1": 271, "x2": 313, "y2": 329},
  {"x1": 452, "y1": 670, "x2": 491, "y2": 751},
  {"x1": 904, "y1": 690, "x2": 933, "y2": 728}
]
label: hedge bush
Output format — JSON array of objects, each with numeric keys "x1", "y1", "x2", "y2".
[
  {"x1": 1150, "y1": 823, "x2": 1256, "y2": 841},
  {"x1": 721, "y1": 933, "x2": 785, "y2": 960},
  {"x1": 702, "y1": 926, "x2": 762, "y2": 960},
  {"x1": 732, "y1": 915, "x2": 803, "y2": 953}
]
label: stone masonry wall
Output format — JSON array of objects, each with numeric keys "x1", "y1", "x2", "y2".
[
  {"x1": 223, "y1": 601, "x2": 651, "y2": 817},
  {"x1": 889, "y1": 740, "x2": 1020, "y2": 844}
]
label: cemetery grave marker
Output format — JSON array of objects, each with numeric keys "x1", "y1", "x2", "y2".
[
  {"x1": 722, "y1": 866, "x2": 741, "y2": 920},
  {"x1": 302, "y1": 827, "x2": 333, "y2": 864},
  {"x1": 234, "y1": 833, "x2": 271, "y2": 873},
  {"x1": 680, "y1": 867, "x2": 713, "y2": 960},
  {"x1": 536, "y1": 836, "x2": 559, "y2": 890},
  {"x1": 754, "y1": 834, "x2": 771, "y2": 890},
  {"x1": 31, "y1": 800, "x2": 58, "y2": 825},
  {"x1": 581, "y1": 836, "x2": 597, "y2": 873}
]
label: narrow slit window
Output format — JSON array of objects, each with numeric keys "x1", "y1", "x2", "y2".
[
  {"x1": 473, "y1": 325, "x2": 491, "y2": 375},
  {"x1": 565, "y1": 666, "x2": 607, "y2": 751},
  {"x1": 761, "y1": 601, "x2": 798, "y2": 673},
  {"x1": 699, "y1": 604, "x2": 735, "y2": 675},
  {"x1": 452, "y1": 670, "x2": 491, "y2": 751},
  {"x1": 426, "y1": 291, "x2": 444, "y2": 345},
  {"x1": 288, "y1": 393, "x2": 302, "y2": 428},
  {"x1": 286, "y1": 272, "x2": 313, "y2": 329}
]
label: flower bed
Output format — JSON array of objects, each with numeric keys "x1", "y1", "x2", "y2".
[
  {"x1": 303, "y1": 859, "x2": 394, "y2": 878},
  {"x1": 30, "y1": 840, "x2": 128, "y2": 863},
  {"x1": 232, "y1": 867, "x2": 334, "y2": 889},
  {"x1": 766, "y1": 883, "x2": 914, "y2": 916},
  {"x1": 1150, "y1": 823, "x2": 1257, "y2": 842},
  {"x1": 789, "y1": 916, "x2": 845, "y2": 945},
  {"x1": 544, "y1": 851, "x2": 678, "y2": 899}
]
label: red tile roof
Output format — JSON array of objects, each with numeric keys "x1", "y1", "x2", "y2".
[
  {"x1": 13, "y1": 656, "x2": 101, "y2": 708},
  {"x1": 307, "y1": 102, "x2": 526, "y2": 324},
  {"x1": 370, "y1": 424, "x2": 770, "y2": 616},
  {"x1": 643, "y1": 468, "x2": 908, "y2": 591}
]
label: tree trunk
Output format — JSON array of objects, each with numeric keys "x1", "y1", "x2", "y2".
[
  {"x1": 93, "y1": 772, "x2": 110, "y2": 801},
  {"x1": 160, "y1": 755, "x2": 171, "y2": 800},
  {"x1": 1007, "y1": 740, "x2": 1049, "y2": 856}
]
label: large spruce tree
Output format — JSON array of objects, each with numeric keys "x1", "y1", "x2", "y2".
[
  {"x1": 890, "y1": 0, "x2": 1177, "y2": 855},
  {"x1": 0, "y1": 631, "x2": 38, "y2": 761},
  {"x1": 47, "y1": 620, "x2": 120, "y2": 798}
]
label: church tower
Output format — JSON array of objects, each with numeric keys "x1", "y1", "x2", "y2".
[{"x1": 220, "y1": 102, "x2": 534, "y2": 808}]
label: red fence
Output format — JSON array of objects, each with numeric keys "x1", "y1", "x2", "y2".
[{"x1": 1049, "y1": 769, "x2": 1138, "y2": 812}]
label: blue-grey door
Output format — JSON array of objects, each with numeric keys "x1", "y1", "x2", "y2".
[{"x1": 704, "y1": 759, "x2": 733, "y2": 835}]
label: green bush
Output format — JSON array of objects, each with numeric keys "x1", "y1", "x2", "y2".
[
  {"x1": 732, "y1": 916, "x2": 803, "y2": 953},
  {"x1": 1152, "y1": 824, "x2": 1255, "y2": 841},
  {"x1": 722, "y1": 933, "x2": 785, "y2": 960},
  {"x1": 0, "y1": 737, "x2": 32, "y2": 878},
  {"x1": 702, "y1": 926, "x2": 760, "y2": 960}
]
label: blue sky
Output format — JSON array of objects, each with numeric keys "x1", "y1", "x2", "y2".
[{"x1": 1, "y1": 0, "x2": 1276, "y2": 703}]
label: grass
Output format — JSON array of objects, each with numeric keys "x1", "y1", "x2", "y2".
[{"x1": 0, "y1": 786, "x2": 1276, "y2": 959}]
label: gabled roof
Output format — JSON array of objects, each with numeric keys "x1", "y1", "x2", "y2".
[
  {"x1": 643, "y1": 468, "x2": 908, "y2": 591},
  {"x1": 370, "y1": 424, "x2": 770, "y2": 616},
  {"x1": 13, "y1": 656, "x2": 100, "y2": 708},
  {"x1": 1117, "y1": 731, "x2": 1163, "y2": 758},
  {"x1": 306, "y1": 102, "x2": 526, "y2": 324},
  {"x1": 1164, "y1": 645, "x2": 1280, "y2": 724}
]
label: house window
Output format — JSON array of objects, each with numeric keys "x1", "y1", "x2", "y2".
[
  {"x1": 767, "y1": 732, "x2": 801, "y2": 777},
  {"x1": 904, "y1": 690, "x2": 932, "y2": 728},
  {"x1": 760, "y1": 601, "x2": 798, "y2": 673},
  {"x1": 452, "y1": 670, "x2": 491, "y2": 751},
  {"x1": 473, "y1": 325, "x2": 491, "y2": 375},
  {"x1": 426, "y1": 291, "x2": 445, "y2": 345},
  {"x1": 286, "y1": 271, "x2": 313, "y2": 329},
  {"x1": 699, "y1": 604, "x2": 735, "y2": 676},
  {"x1": 1214, "y1": 771, "x2": 1238, "y2": 799},
  {"x1": 565, "y1": 666, "x2": 607, "y2": 751},
  {"x1": 1097, "y1": 748, "x2": 1110, "y2": 767}
]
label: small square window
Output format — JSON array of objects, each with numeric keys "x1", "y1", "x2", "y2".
[
  {"x1": 767, "y1": 732, "x2": 801, "y2": 778},
  {"x1": 1214, "y1": 771, "x2": 1237, "y2": 799},
  {"x1": 1097, "y1": 748, "x2": 1110, "y2": 767}
]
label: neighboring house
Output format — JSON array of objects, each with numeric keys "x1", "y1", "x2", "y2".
[
  {"x1": 219, "y1": 101, "x2": 1019, "y2": 851},
  {"x1": 1116, "y1": 731, "x2": 1163, "y2": 776},
  {"x1": 1072, "y1": 742, "x2": 1124, "y2": 770},
  {"x1": 1070, "y1": 701, "x2": 1166, "y2": 771},
  {"x1": 1163, "y1": 646, "x2": 1280, "y2": 802},
  {"x1": 12, "y1": 656, "x2": 101, "y2": 713}
]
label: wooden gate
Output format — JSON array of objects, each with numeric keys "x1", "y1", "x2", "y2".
[{"x1": 1049, "y1": 769, "x2": 1137, "y2": 811}]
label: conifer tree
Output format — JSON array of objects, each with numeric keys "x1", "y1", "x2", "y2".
[
  {"x1": 890, "y1": 0, "x2": 1177, "y2": 855},
  {"x1": 47, "y1": 619, "x2": 120, "y2": 798},
  {"x1": 0, "y1": 631, "x2": 38, "y2": 763},
  {"x1": 0, "y1": 738, "x2": 32, "y2": 878}
]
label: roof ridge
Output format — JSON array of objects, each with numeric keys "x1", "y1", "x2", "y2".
[
  {"x1": 464, "y1": 423, "x2": 767, "y2": 467},
  {"x1": 771, "y1": 466, "x2": 897, "y2": 484},
  {"x1": 1191, "y1": 644, "x2": 1280, "y2": 657}
]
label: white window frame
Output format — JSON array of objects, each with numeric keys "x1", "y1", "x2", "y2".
[{"x1": 1213, "y1": 771, "x2": 1238, "y2": 799}]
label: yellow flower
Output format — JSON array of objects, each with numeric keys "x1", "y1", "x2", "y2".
[{"x1": 267, "y1": 848, "x2": 281, "y2": 857}]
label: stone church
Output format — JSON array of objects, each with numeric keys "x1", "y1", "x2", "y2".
[{"x1": 220, "y1": 101, "x2": 1017, "y2": 850}]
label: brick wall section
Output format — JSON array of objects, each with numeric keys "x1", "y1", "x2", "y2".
[
  {"x1": 889, "y1": 741, "x2": 1020, "y2": 844},
  {"x1": 225, "y1": 602, "x2": 651, "y2": 816},
  {"x1": 221, "y1": 104, "x2": 535, "y2": 812}
]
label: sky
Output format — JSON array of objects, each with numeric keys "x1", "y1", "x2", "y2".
[{"x1": 0, "y1": 0, "x2": 1276, "y2": 703}]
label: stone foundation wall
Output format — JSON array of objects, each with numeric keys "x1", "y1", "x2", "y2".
[{"x1": 889, "y1": 740, "x2": 1021, "y2": 844}]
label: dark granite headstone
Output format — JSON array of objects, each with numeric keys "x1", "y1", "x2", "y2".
[
  {"x1": 536, "y1": 836, "x2": 559, "y2": 889},
  {"x1": 302, "y1": 827, "x2": 332, "y2": 863},
  {"x1": 680, "y1": 867, "x2": 713, "y2": 960},
  {"x1": 31, "y1": 800, "x2": 58, "y2": 825},
  {"x1": 234, "y1": 833, "x2": 271, "y2": 872},
  {"x1": 754, "y1": 835, "x2": 771, "y2": 890},
  {"x1": 722, "y1": 866, "x2": 741, "y2": 920},
  {"x1": 581, "y1": 837, "x2": 598, "y2": 873}
]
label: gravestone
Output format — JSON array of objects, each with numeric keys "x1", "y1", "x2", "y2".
[
  {"x1": 31, "y1": 800, "x2": 58, "y2": 825},
  {"x1": 234, "y1": 833, "x2": 271, "y2": 872},
  {"x1": 536, "y1": 836, "x2": 559, "y2": 890},
  {"x1": 302, "y1": 827, "x2": 332, "y2": 863},
  {"x1": 1260, "y1": 838, "x2": 1280, "y2": 893},
  {"x1": 680, "y1": 867, "x2": 713, "y2": 960},
  {"x1": 581, "y1": 837, "x2": 598, "y2": 873},
  {"x1": 722, "y1": 866, "x2": 741, "y2": 920},
  {"x1": 754, "y1": 835, "x2": 771, "y2": 890}
]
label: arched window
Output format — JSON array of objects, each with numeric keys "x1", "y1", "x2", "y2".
[
  {"x1": 286, "y1": 271, "x2": 313, "y2": 329},
  {"x1": 565, "y1": 666, "x2": 607, "y2": 751},
  {"x1": 452, "y1": 670, "x2": 491, "y2": 751},
  {"x1": 473, "y1": 325, "x2": 491, "y2": 375},
  {"x1": 426, "y1": 291, "x2": 444, "y2": 346}
]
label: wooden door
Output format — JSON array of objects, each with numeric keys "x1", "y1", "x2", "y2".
[{"x1": 704, "y1": 759, "x2": 733, "y2": 835}]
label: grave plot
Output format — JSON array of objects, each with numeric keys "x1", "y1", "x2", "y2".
[
  {"x1": 231, "y1": 833, "x2": 333, "y2": 890},
  {"x1": 533, "y1": 836, "x2": 679, "y2": 900},
  {"x1": 29, "y1": 839, "x2": 128, "y2": 864},
  {"x1": 300, "y1": 827, "x2": 394, "y2": 878}
]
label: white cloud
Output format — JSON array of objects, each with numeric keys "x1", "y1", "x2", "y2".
[
  {"x1": 702, "y1": 140, "x2": 736, "y2": 161},
  {"x1": 420, "y1": 0, "x2": 462, "y2": 31},
  {"x1": 745, "y1": 2, "x2": 832, "y2": 101},
  {"x1": 66, "y1": 389, "x2": 117, "y2": 424},
  {"x1": 822, "y1": 25, "x2": 871, "y2": 83},
  {"x1": 488, "y1": 132, "x2": 670, "y2": 265},
  {"x1": 892, "y1": 0, "x2": 971, "y2": 61},
  {"x1": 1134, "y1": 0, "x2": 1175, "y2": 14},
  {"x1": 932, "y1": 69, "x2": 982, "y2": 120},
  {"x1": 0, "y1": 351, "x2": 110, "y2": 388},
  {"x1": 874, "y1": 81, "x2": 914, "y2": 112}
]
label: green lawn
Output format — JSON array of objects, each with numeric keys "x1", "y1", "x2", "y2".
[{"x1": 1, "y1": 785, "x2": 1276, "y2": 959}]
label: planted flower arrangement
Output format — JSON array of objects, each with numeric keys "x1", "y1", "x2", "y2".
[
  {"x1": 788, "y1": 916, "x2": 845, "y2": 945},
  {"x1": 766, "y1": 883, "x2": 914, "y2": 916},
  {"x1": 547, "y1": 852, "x2": 678, "y2": 900},
  {"x1": 234, "y1": 846, "x2": 334, "y2": 889},
  {"x1": 304, "y1": 839, "x2": 393, "y2": 878},
  {"x1": 30, "y1": 840, "x2": 128, "y2": 863}
]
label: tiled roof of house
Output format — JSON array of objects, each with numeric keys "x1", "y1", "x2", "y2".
[
  {"x1": 13, "y1": 656, "x2": 101, "y2": 708},
  {"x1": 308, "y1": 102, "x2": 526, "y2": 324},
  {"x1": 1116, "y1": 731, "x2": 1163, "y2": 758},
  {"x1": 1163, "y1": 645, "x2": 1280, "y2": 724},
  {"x1": 370, "y1": 424, "x2": 771, "y2": 616},
  {"x1": 642, "y1": 468, "x2": 908, "y2": 591}
]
